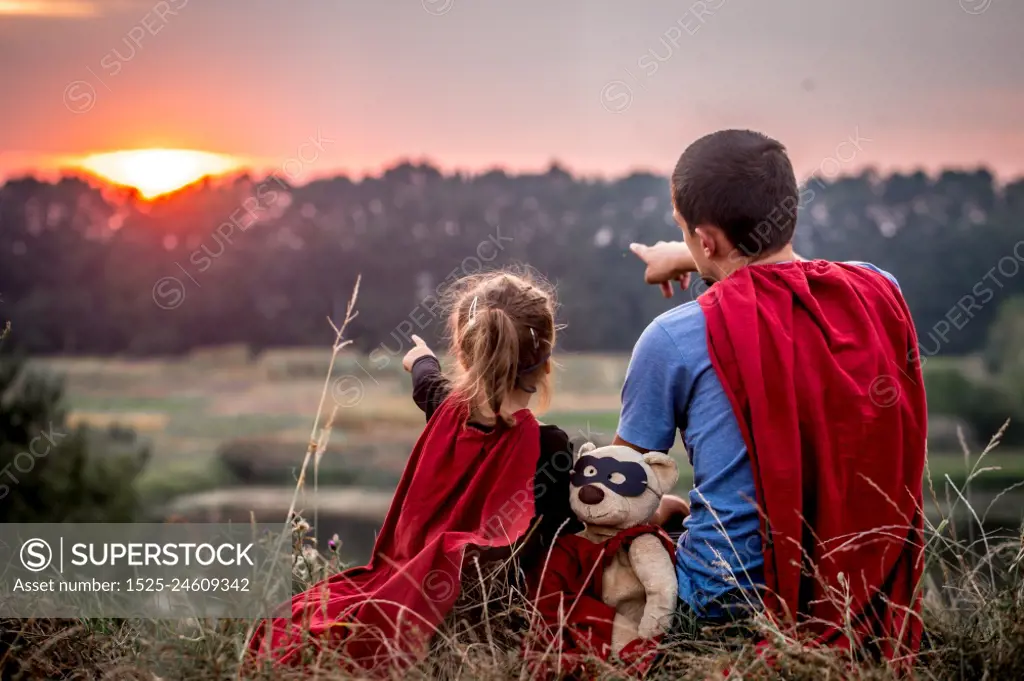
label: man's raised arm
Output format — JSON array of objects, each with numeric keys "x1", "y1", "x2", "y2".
[{"x1": 629, "y1": 240, "x2": 804, "y2": 297}]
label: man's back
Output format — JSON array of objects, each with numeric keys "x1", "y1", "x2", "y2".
[
  {"x1": 618, "y1": 261, "x2": 902, "y2": 620},
  {"x1": 691, "y1": 259, "x2": 925, "y2": 656}
]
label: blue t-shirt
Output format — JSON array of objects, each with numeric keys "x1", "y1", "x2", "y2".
[{"x1": 617, "y1": 261, "x2": 898, "y2": 618}]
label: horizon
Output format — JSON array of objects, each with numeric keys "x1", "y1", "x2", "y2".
[{"x1": 4, "y1": 153, "x2": 1018, "y2": 196}]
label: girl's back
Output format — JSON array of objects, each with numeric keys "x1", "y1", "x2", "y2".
[{"x1": 409, "y1": 352, "x2": 577, "y2": 554}]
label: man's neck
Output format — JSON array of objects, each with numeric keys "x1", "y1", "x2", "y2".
[{"x1": 711, "y1": 244, "x2": 800, "y2": 280}]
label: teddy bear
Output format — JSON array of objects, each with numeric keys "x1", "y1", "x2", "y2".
[{"x1": 527, "y1": 442, "x2": 680, "y2": 674}]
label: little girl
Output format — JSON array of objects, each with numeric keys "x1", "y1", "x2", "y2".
[
  {"x1": 250, "y1": 270, "x2": 581, "y2": 671},
  {"x1": 402, "y1": 271, "x2": 581, "y2": 553}
]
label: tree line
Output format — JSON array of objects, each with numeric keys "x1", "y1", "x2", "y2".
[{"x1": 0, "y1": 163, "x2": 1021, "y2": 360}]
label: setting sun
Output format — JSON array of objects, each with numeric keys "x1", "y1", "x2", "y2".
[{"x1": 73, "y1": 149, "x2": 244, "y2": 199}]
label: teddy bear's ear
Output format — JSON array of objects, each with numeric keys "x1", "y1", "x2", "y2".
[
  {"x1": 642, "y1": 452, "x2": 679, "y2": 495},
  {"x1": 574, "y1": 441, "x2": 597, "y2": 460}
]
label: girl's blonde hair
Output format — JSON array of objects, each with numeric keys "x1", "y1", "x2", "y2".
[{"x1": 445, "y1": 270, "x2": 557, "y2": 426}]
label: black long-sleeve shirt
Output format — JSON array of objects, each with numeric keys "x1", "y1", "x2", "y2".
[{"x1": 410, "y1": 355, "x2": 582, "y2": 555}]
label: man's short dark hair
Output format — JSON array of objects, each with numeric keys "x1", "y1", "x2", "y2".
[{"x1": 671, "y1": 129, "x2": 798, "y2": 258}]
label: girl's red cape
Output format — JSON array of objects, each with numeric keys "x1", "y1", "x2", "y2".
[{"x1": 248, "y1": 397, "x2": 543, "y2": 672}]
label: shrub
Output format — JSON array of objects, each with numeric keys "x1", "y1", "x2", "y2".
[
  {"x1": 0, "y1": 356, "x2": 148, "y2": 523},
  {"x1": 983, "y1": 295, "x2": 1024, "y2": 379},
  {"x1": 922, "y1": 361, "x2": 1024, "y2": 447},
  {"x1": 216, "y1": 437, "x2": 405, "y2": 488}
]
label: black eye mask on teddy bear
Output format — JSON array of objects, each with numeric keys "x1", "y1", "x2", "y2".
[{"x1": 570, "y1": 455, "x2": 649, "y2": 497}]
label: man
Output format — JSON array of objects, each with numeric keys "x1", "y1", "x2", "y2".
[{"x1": 616, "y1": 129, "x2": 927, "y2": 660}]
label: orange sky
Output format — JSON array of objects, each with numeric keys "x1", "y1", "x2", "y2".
[{"x1": 2, "y1": 0, "x2": 1023, "y2": 185}]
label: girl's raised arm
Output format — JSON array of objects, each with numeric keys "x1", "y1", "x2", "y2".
[{"x1": 404, "y1": 336, "x2": 451, "y2": 420}]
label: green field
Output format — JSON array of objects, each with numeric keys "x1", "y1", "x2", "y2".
[{"x1": 30, "y1": 350, "x2": 1024, "y2": 524}]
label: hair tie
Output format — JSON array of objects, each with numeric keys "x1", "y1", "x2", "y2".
[
  {"x1": 516, "y1": 352, "x2": 550, "y2": 394},
  {"x1": 467, "y1": 296, "x2": 479, "y2": 327},
  {"x1": 517, "y1": 354, "x2": 550, "y2": 376}
]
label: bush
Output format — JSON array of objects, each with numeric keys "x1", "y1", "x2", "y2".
[
  {"x1": 983, "y1": 295, "x2": 1024, "y2": 380},
  {"x1": 0, "y1": 357, "x2": 148, "y2": 523},
  {"x1": 926, "y1": 414, "x2": 976, "y2": 453},
  {"x1": 216, "y1": 437, "x2": 402, "y2": 488},
  {"x1": 923, "y1": 361, "x2": 1024, "y2": 447},
  {"x1": 134, "y1": 456, "x2": 236, "y2": 509}
]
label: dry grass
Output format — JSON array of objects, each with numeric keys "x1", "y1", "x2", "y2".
[{"x1": 4, "y1": 514, "x2": 1024, "y2": 680}]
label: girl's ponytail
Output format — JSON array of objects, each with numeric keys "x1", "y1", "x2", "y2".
[
  {"x1": 461, "y1": 306, "x2": 520, "y2": 424},
  {"x1": 446, "y1": 271, "x2": 556, "y2": 427}
]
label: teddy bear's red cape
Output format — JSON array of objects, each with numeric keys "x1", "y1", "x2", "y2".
[
  {"x1": 247, "y1": 397, "x2": 543, "y2": 671},
  {"x1": 698, "y1": 260, "x2": 927, "y2": 661},
  {"x1": 526, "y1": 525, "x2": 676, "y2": 677}
]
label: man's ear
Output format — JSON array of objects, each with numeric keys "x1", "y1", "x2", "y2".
[
  {"x1": 642, "y1": 452, "x2": 679, "y2": 495},
  {"x1": 693, "y1": 225, "x2": 718, "y2": 259}
]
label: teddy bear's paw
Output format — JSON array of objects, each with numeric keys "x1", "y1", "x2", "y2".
[{"x1": 637, "y1": 612, "x2": 671, "y2": 639}]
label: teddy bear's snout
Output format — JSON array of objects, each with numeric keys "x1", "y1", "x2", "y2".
[{"x1": 577, "y1": 484, "x2": 605, "y2": 505}]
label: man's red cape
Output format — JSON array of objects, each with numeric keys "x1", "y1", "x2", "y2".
[
  {"x1": 697, "y1": 260, "x2": 927, "y2": 661},
  {"x1": 526, "y1": 525, "x2": 676, "y2": 677},
  {"x1": 248, "y1": 397, "x2": 542, "y2": 671}
]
